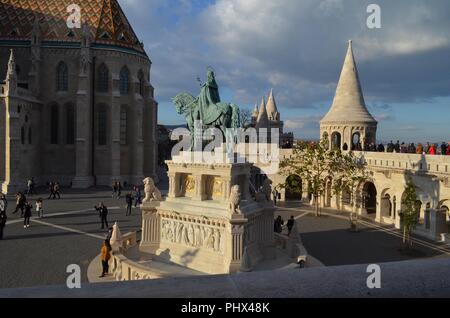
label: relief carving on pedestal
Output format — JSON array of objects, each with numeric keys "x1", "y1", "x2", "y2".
[
  {"x1": 160, "y1": 217, "x2": 224, "y2": 254},
  {"x1": 183, "y1": 175, "x2": 195, "y2": 196}
]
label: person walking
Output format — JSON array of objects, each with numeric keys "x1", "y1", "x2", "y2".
[
  {"x1": 26, "y1": 178, "x2": 33, "y2": 196},
  {"x1": 125, "y1": 193, "x2": 133, "y2": 216},
  {"x1": 53, "y1": 182, "x2": 61, "y2": 199},
  {"x1": 274, "y1": 215, "x2": 284, "y2": 233},
  {"x1": 134, "y1": 186, "x2": 142, "y2": 208},
  {"x1": 287, "y1": 216, "x2": 295, "y2": 236},
  {"x1": 0, "y1": 194, "x2": 7, "y2": 240},
  {"x1": 111, "y1": 181, "x2": 118, "y2": 199},
  {"x1": 48, "y1": 182, "x2": 55, "y2": 200},
  {"x1": 36, "y1": 198, "x2": 44, "y2": 218},
  {"x1": 95, "y1": 203, "x2": 109, "y2": 229},
  {"x1": 99, "y1": 239, "x2": 112, "y2": 278},
  {"x1": 13, "y1": 192, "x2": 26, "y2": 216},
  {"x1": 117, "y1": 182, "x2": 122, "y2": 199},
  {"x1": 23, "y1": 202, "x2": 32, "y2": 229},
  {"x1": 0, "y1": 193, "x2": 8, "y2": 214}
]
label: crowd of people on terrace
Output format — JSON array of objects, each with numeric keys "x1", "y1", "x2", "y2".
[{"x1": 358, "y1": 141, "x2": 450, "y2": 155}]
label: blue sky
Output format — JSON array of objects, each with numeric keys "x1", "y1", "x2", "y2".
[{"x1": 119, "y1": 0, "x2": 450, "y2": 143}]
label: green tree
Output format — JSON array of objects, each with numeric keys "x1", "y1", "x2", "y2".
[
  {"x1": 400, "y1": 178, "x2": 420, "y2": 248},
  {"x1": 280, "y1": 136, "x2": 368, "y2": 216}
]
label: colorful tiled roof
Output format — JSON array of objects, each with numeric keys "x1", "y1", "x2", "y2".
[{"x1": 0, "y1": 0, "x2": 146, "y2": 55}]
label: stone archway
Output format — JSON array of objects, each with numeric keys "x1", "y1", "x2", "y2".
[
  {"x1": 331, "y1": 132, "x2": 341, "y2": 150},
  {"x1": 285, "y1": 175, "x2": 302, "y2": 201},
  {"x1": 352, "y1": 132, "x2": 361, "y2": 151},
  {"x1": 380, "y1": 194, "x2": 392, "y2": 218},
  {"x1": 362, "y1": 182, "x2": 377, "y2": 215}
]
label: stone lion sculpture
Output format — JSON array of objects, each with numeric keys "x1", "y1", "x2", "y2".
[
  {"x1": 256, "y1": 179, "x2": 272, "y2": 202},
  {"x1": 143, "y1": 177, "x2": 162, "y2": 203},
  {"x1": 229, "y1": 185, "x2": 242, "y2": 214}
]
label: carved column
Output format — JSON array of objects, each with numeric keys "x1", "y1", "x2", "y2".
[
  {"x1": 110, "y1": 78, "x2": 121, "y2": 183},
  {"x1": 227, "y1": 215, "x2": 247, "y2": 273},
  {"x1": 140, "y1": 203, "x2": 161, "y2": 254}
]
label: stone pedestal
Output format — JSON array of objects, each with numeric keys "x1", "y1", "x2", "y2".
[{"x1": 139, "y1": 158, "x2": 275, "y2": 274}]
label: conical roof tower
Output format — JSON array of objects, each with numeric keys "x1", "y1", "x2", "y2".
[
  {"x1": 321, "y1": 40, "x2": 376, "y2": 124},
  {"x1": 266, "y1": 89, "x2": 280, "y2": 121},
  {"x1": 256, "y1": 97, "x2": 269, "y2": 129}
]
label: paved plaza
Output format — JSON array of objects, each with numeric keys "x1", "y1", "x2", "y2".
[{"x1": 1, "y1": 189, "x2": 449, "y2": 289}]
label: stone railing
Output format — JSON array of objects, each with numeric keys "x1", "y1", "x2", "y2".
[
  {"x1": 356, "y1": 151, "x2": 450, "y2": 176},
  {"x1": 110, "y1": 253, "x2": 165, "y2": 281},
  {"x1": 274, "y1": 229, "x2": 308, "y2": 265}
]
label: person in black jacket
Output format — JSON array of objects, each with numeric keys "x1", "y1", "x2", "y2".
[
  {"x1": 95, "y1": 203, "x2": 109, "y2": 229},
  {"x1": 286, "y1": 216, "x2": 295, "y2": 236},
  {"x1": 23, "y1": 202, "x2": 32, "y2": 229},
  {"x1": 0, "y1": 210, "x2": 7, "y2": 240},
  {"x1": 125, "y1": 193, "x2": 133, "y2": 216}
]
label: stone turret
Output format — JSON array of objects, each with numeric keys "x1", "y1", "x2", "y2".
[
  {"x1": 256, "y1": 97, "x2": 269, "y2": 129},
  {"x1": 266, "y1": 89, "x2": 280, "y2": 122},
  {"x1": 5, "y1": 50, "x2": 17, "y2": 96},
  {"x1": 320, "y1": 40, "x2": 377, "y2": 151}
]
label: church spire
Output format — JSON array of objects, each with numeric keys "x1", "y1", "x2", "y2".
[
  {"x1": 321, "y1": 40, "x2": 376, "y2": 124},
  {"x1": 256, "y1": 97, "x2": 269, "y2": 128},
  {"x1": 266, "y1": 88, "x2": 280, "y2": 121},
  {"x1": 5, "y1": 49, "x2": 18, "y2": 95}
]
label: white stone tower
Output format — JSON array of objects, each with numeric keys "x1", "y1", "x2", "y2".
[{"x1": 320, "y1": 40, "x2": 377, "y2": 151}]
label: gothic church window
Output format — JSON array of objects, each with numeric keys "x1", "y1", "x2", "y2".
[
  {"x1": 120, "y1": 67, "x2": 130, "y2": 95},
  {"x1": 138, "y1": 70, "x2": 145, "y2": 96},
  {"x1": 56, "y1": 62, "x2": 69, "y2": 92},
  {"x1": 97, "y1": 64, "x2": 109, "y2": 92}
]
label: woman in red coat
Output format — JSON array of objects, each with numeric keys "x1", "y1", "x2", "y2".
[{"x1": 429, "y1": 144, "x2": 437, "y2": 155}]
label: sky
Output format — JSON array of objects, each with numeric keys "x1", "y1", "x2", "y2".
[{"x1": 119, "y1": 0, "x2": 450, "y2": 143}]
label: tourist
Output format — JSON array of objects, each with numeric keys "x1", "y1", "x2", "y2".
[
  {"x1": 273, "y1": 189, "x2": 279, "y2": 206},
  {"x1": 274, "y1": 216, "x2": 284, "y2": 233},
  {"x1": 387, "y1": 141, "x2": 394, "y2": 153},
  {"x1": 23, "y1": 202, "x2": 32, "y2": 229},
  {"x1": 447, "y1": 144, "x2": 450, "y2": 156},
  {"x1": 416, "y1": 143, "x2": 424, "y2": 155},
  {"x1": 47, "y1": 182, "x2": 55, "y2": 199},
  {"x1": 125, "y1": 193, "x2": 133, "y2": 216},
  {"x1": 36, "y1": 198, "x2": 44, "y2": 218},
  {"x1": 0, "y1": 194, "x2": 7, "y2": 240},
  {"x1": 394, "y1": 140, "x2": 400, "y2": 153},
  {"x1": 26, "y1": 178, "x2": 34, "y2": 196},
  {"x1": 400, "y1": 142, "x2": 407, "y2": 153},
  {"x1": 287, "y1": 216, "x2": 295, "y2": 236},
  {"x1": 99, "y1": 239, "x2": 112, "y2": 278},
  {"x1": 377, "y1": 143, "x2": 385, "y2": 152},
  {"x1": 117, "y1": 182, "x2": 122, "y2": 199},
  {"x1": 441, "y1": 142, "x2": 448, "y2": 156},
  {"x1": 95, "y1": 202, "x2": 109, "y2": 229},
  {"x1": 0, "y1": 193, "x2": 7, "y2": 214},
  {"x1": 106, "y1": 227, "x2": 113, "y2": 244},
  {"x1": 13, "y1": 192, "x2": 26, "y2": 216},
  {"x1": 408, "y1": 143, "x2": 417, "y2": 154},
  {"x1": 0, "y1": 210, "x2": 6, "y2": 240},
  {"x1": 111, "y1": 181, "x2": 118, "y2": 199},
  {"x1": 429, "y1": 144, "x2": 437, "y2": 155},
  {"x1": 53, "y1": 182, "x2": 61, "y2": 199},
  {"x1": 134, "y1": 186, "x2": 142, "y2": 207}
]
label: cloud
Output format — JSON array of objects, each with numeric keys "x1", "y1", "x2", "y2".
[{"x1": 118, "y1": 0, "x2": 450, "y2": 140}]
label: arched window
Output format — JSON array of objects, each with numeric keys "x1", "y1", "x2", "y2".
[
  {"x1": 50, "y1": 104, "x2": 59, "y2": 144},
  {"x1": 66, "y1": 104, "x2": 75, "y2": 145},
  {"x1": 98, "y1": 105, "x2": 107, "y2": 145},
  {"x1": 56, "y1": 62, "x2": 69, "y2": 91},
  {"x1": 138, "y1": 70, "x2": 145, "y2": 96},
  {"x1": 120, "y1": 107, "x2": 128, "y2": 145},
  {"x1": 97, "y1": 64, "x2": 109, "y2": 92},
  {"x1": 21, "y1": 126, "x2": 25, "y2": 145},
  {"x1": 119, "y1": 67, "x2": 130, "y2": 95}
]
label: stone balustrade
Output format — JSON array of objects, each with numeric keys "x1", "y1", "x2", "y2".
[
  {"x1": 356, "y1": 151, "x2": 450, "y2": 176},
  {"x1": 110, "y1": 253, "x2": 164, "y2": 281}
]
